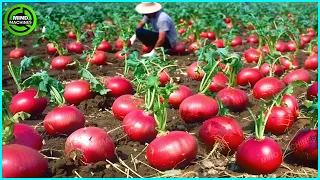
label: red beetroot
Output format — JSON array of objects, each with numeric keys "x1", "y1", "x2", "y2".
[
  {"x1": 275, "y1": 41, "x2": 288, "y2": 52},
  {"x1": 112, "y1": 95, "x2": 144, "y2": 120},
  {"x1": 47, "y1": 43, "x2": 57, "y2": 55},
  {"x1": 168, "y1": 85, "x2": 193, "y2": 109},
  {"x1": 115, "y1": 50, "x2": 130, "y2": 60},
  {"x1": 106, "y1": 20, "x2": 113, "y2": 25},
  {"x1": 216, "y1": 88, "x2": 249, "y2": 112},
  {"x1": 283, "y1": 69, "x2": 311, "y2": 85},
  {"x1": 44, "y1": 106, "x2": 85, "y2": 136},
  {"x1": 209, "y1": 72, "x2": 229, "y2": 93},
  {"x1": 225, "y1": 17, "x2": 231, "y2": 23},
  {"x1": 178, "y1": 28, "x2": 186, "y2": 35},
  {"x1": 115, "y1": 39, "x2": 131, "y2": 49},
  {"x1": 67, "y1": 42, "x2": 84, "y2": 54},
  {"x1": 308, "y1": 31, "x2": 316, "y2": 38},
  {"x1": 179, "y1": 94, "x2": 219, "y2": 123},
  {"x1": 247, "y1": 35, "x2": 258, "y2": 44},
  {"x1": 265, "y1": 106, "x2": 294, "y2": 135},
  {"x1": 253, "y1": 77, "x2": 285, "y2": 99},
  {"x1": 200, "y1": 32, "x2": 208, "y2": 39},
  {"x1": 188, "y1": 34, "x2": 195, "y2": 42},
  {"x1": 244, "y1": 48, "x2": 260, "y2": 63},
  {"x1": 65, "y1": 127, "x2": 115, "y2": 164},
  {"x1": 9, "y1": 89, "x2": 47, "y2": 116},
  {"x1": 142, "y1": 45, "x2": 153, "y2": 53},
  {"x1": 211, "y1": 39, "x2": 225, "y2": 48},
  {"x1": 259, "y1": 63, "x2": 284, "y2": 77},
  {"x1": 304, "y1": 54, "x2": 318, "y2": 70},
  {"x1": 280, "y1": 57, "x2": 300, "y2": 71},
  {"x1": 187, "y1": 62, "x2": 205, "y2": 81},
  {"x1": 86, "y1": 30, "x2": 94, "y2": 38},
  {"x1": 300, "y1": 35, "x2": 311, "y2": 44},
  {"x1": 64, "y1": 80, "x2": 92, "y2": 105},
  {"x1": 146, "y1": 131, "x2": 198, "y2": 171},
  {"x1": 86, "y1": 50, "x2": 108, "y2": 65},
  {"x1": 248, "y1": 24, "x2": 255, "y2": 30},
  {"x1": 207, "y1": 32, "x2": 216, "y2": 40},
  {"x1": 172, "y1": 43, "x2": 186, "y2": 54},
  {"x1": 307, "y1": 81, "x2": 318, "y2": 100},
  {"x1": 231, "y1": 37, "x2": 242, "y2": 47},
  {"x1": 188, "y1": 42, "x2": 200, "y2": 53},
  {"x1": 9, "y1": 48, "x2": 25, "y2": 59},
  {"x1": 199, "y1": 116, "x2": 244, "y2": 155},
  {"x1": 122, "y1": 110, "x2": 157, "y2": 143},
  {"x1": 188, "y1": 19, "x2": 194, "y2": 25},
  {"x1": 97, "y1": 40, "x2": 112, "y2": 52},
  {"x1": 226, "y1": 22, "x2": 233, "y2": 30},
  {"x1": 261, "y1": 45, "x2": 270, "y2": 54},
  {"x1": 68, "y1": 31, "x2": 76, "y2": 39},
  {"x1": 105, "y1": 77, "x2": 134, "y2": 97},
  {"x1": 290, "y1": 128, "x2": 318, "y2": 161},
  {"x1": 51, "y1": 56, "x2": 73, "y2": 70},
  {"x1": 300, "y1": 40, "x2": 306, "y2": 49},
  {"x1": 313, "y1": 45, "x2": 318, "y2": 54},
  {"x1": 2, "y1": 144, "x2": 48, "y2": 178},
  {"x1": 287, "y1": 41, "x2": 297, "y2": 52},
  {"x1": 158, "y1": 70, "x2": 170, "y2": 87},
  {"x1": 12, "y1": 123, "x2": 42, "y2": 150},
  {"x1": 236, "y1": 68, "x2": 263, "y2": 87},
  {"x1": 236, "y1": 137, "x2": 282, "y2": 175}
]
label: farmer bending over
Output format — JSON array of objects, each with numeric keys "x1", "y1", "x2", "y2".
[{"x1": 130, "y1": 2, "x2": 177, "y2": 57}]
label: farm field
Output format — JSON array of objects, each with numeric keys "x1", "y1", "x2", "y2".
[{"x1": 2, "y1": 2, "x2": 318, "y2": 178}]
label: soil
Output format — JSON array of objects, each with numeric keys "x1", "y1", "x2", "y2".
[{"x1": 2, "y1": 31, "x2": 318, "y2": 178}]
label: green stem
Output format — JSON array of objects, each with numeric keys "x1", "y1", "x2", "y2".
[
  {"x1": 76, "y1": 30, "x2": 81, "y2": 42},
  {"x1": 49, "y1": 86, "x2": 65, "y2": 106},
  {"x1": 154, "y1": 94, "x2": 167, "y2": 133},
  {"x1": 14, "y1": 36, "x2": 19, "y2": 49},
  {"x1": 269, "y1": 55, "x2": 288, "y2": 77},
  {"x1": 199, "y1": 61, "x2": 219, "y2": 94},
  {"x1": 260, "y1": 102, "x2": 275, "y2": 138},
  {"x1": 7, "y1": 62, "x2": 22, "y2": 92},
  {"x1": 53, "y1": 41, "x2": 65, "y2": 56},
  {"x1": 145, "y1": 88, "x2": 156, "y2": 111}
]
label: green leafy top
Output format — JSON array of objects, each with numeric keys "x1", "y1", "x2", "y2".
[
  {"x1": 7, "y1": 56, "x2": 50, "y2": 92},
  {"x1": 2, "y1": 90, "x2": 30, "y2": 145},
  {"x1": 303, "y1": 98, "x2": 318, "y2": 129},
  {"x1": 74, "y1": 60, "x2": 109, "y2": 96},
  {"x1": 22, "y1": 71, "x2": 65, "y2": 107},
  {"x1": 34, "y1": 18, "x2": 67, "y2": 55}
]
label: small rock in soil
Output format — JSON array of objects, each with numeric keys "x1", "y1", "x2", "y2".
[{"x1": 176, "y1": 125, "x2": 186, "y2": 131}]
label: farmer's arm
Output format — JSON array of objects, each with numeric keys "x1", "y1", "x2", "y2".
[
  {"x1": 137, "y1": 21, "x2": 145, "y2": 28},
  {"x1": 154, "y1": 31, "x2": 166, "y2": 48},
  {"x1": 154, "y1": 21, "x2": 169, "y2": 48}
]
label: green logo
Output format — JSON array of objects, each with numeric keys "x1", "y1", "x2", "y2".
[{"x1": 4, "y1": 4, "x2": 37, "y2": 36}]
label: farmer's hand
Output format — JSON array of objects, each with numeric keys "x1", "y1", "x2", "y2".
[
  {"x1": 129, "y1": 34, "x2": 136, "y2": 45},
  {"x1": 142, "y1": 49, "x2": 156, "y2": 57}
]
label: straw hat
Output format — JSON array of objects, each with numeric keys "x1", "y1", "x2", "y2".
[{"x1": 135, "y1": 2, "x2": 162, "y2": 14}]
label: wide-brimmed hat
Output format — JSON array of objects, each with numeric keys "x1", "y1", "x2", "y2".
[{"x1": 135, "y1": 2, "x2": 162, "y2": 14}]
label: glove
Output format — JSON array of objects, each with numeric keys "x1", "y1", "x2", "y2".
[
  {"x1": 142, "y1": 49, "x2": 156, "y2": 57},
  {"x1": 42, "y1": 26, "x2": 46, "y2": 33},
  {"x1": 129, "y1": 34, "x2": 136, "y2": 45}
]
